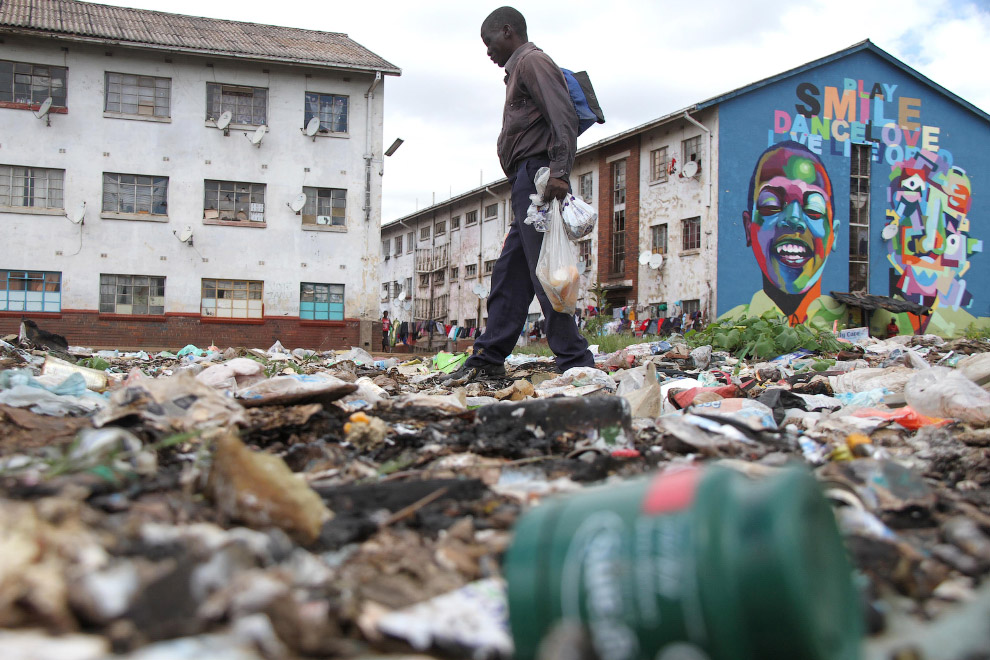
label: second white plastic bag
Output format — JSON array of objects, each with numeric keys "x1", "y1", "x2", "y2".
[{"x1": 535, "y1": 199, "x2": 581, "y2": 315}]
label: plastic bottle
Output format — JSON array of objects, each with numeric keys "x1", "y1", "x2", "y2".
[{"x1": 503, "y1": 466, "x2": 862, "y2": 660}]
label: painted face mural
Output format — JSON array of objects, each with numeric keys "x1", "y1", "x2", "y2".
[
  {"x1": 884, "y1": 150, "x2": 982, "y2": 314},
  {"x1": 743, "y1": 141, "x2": 836, "y2": 302}
]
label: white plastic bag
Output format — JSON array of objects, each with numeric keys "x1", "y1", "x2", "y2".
[
  {"x1": 904, "y1": 366, "x2": 990, "y2": 424},
  {"x1": 561, "y1": 193, "x2": 597, "y2": 240},
  {"x1": 524, "y1": 167, "x2": 551, "y2": 232},
  {"x1": 535, "y1": 199, "x2": 581, "y2": 315}
]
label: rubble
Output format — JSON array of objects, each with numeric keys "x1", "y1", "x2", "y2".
[{"x1": 0, "y1": 327, "x2": 988, "y2": 659}]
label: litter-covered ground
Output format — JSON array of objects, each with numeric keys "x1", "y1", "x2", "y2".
[{"x1": 1, "y1": 323, "x2": 989, "y2": 660}]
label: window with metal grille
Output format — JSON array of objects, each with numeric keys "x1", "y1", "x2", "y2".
[
  {"x1": 466, "y1": 210, "x2": 478, "y2": 226},
  {"x1": 0, "y1": 270, "x2": 60, "y2": 312},
  {"x1": 419, "y1": 273, "x2": 430, "y2": 287},
  {"x1": 102, "y1": 173, "x2": 168, "y2": 216},
  {"x1": 451, "y1": 215, "x2": 460, "y2": 231},
  {"x1": 682, "y1": 135, "x2": 703, "y2": 173},
  {"x1": 485, "y1": 203, "x2": 498, "y2": 220},
  {"x1": 105, "y1": 72, "x2": 170, "y2": 117},
  {"x1": 484, "y1": 259, "x2": 495, "y2": 274},
  {"x1": 450, "y1": 266, "x2": 459, "y2": 280},
  {"x1": 650, "y1": 147, "x2": 668, "y2": 183},
  {"x1": 204, "y1": 180, "x2": 265, "y2": 223},
  {"x1": 849, "y1": 143, "x2": 871, "y2": 292},
  {"x1": 682, "y1": 216, "x2": 701, "y2": 250},
  {"x1": 611, "y1": 209, "x2": 625, "y2": 274},
  {"x1": 0, "y1": 165, "x2": 64, "y2": 209},
  {"x1": 301, "y1": 187, "x2": 345, "y2": 227},
  {"x1": 303, "y1": 92, "x2": 348, "y2": 133},
  {"x1": 206, "y1": 83, "x2": 267, "y2": 125},
  {"x1": 651, "y1": 224, "x2": 668, "y2": 254},
  {"x1": 391, "y1": 280, "x2": 400, "y2": 298},
  {"x1": 578, "y1": 239, "x2": 592, "y2": 265},
  {"x1": 99, "y1": 274, "x2": 165, "y2": 315},
  {"x1": 420, "y1": 225, "x2": 430, "y2": 240},
  {"x1": 201, "y1": 279, "x2": 263, "y2": 318},
  {"x1": 682, "y1": 299, "x2": 700, "y2": 316},
  {"x1": 0, "y1": 60, "x2": 67, "y2": 107},
  {"x1": 435, "y1": 220, "x2": 446, "y2": 236},
  {"x1": 393, "y1": 235, "x2": 402, "y2": 255},
  {"x1": 613, "y1": 160, "x2": 626, "y2": 206},
  {"x1": 465, "y1": 263, "x2": 478, "y2": 278},
  {"x1": 300, "y1": 282, "x2": 344, "y2": 320},
  {"x1": 579, "y1": 172, "x2": 593, "y2": 202}
]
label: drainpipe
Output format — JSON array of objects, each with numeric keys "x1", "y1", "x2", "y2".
[
  {"x1": 683, "y1": 111, "x2": 711, "y2": 208},
  {"x1": 364, "y1": 72, "x2": 382, "y2": 224}
]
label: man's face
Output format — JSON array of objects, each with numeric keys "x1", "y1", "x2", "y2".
[
  {"x1": 481, "y1": 24, "x2": 514, "y2": 68},
  {"x1": 743, "y1": 147, "x2": 835, "y2": 295}
]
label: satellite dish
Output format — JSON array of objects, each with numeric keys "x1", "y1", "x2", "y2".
[
  {"x1": 397, "y1": 290, "x2": 407, "y2": 301},
  {"x1": 576, "y1": 259, "x2": 587, "y2": 275},
  {"x1": 648, "y1": 253, "x2": 664, "y2": 270},
  {"x1": 472, "y1": 283, "x2": 488, "y2": 298},
  {"x1": 403, "y1": 301, "x2": 412, "y2": 311},
  {"x1": 216, "y1": 111, "x2": 232, "y2": 131},
  {"x1": 638, "y1": 250, "x2": 651, "y2": 266},
  {"x1": 682, "y1": 161, "x2": 699, "y2": 178},
  {"x1": 305, "y1": 116, "x2": 320, "y2": 137},
  {"x1": 881, "y1": 223, "x2": 898, "y2": 240},
  {"x1": 380, "y1": 290, "x2": 388, "y2": 301},
  {"x1": 66, "y1": 201, "x2": 86, "y2": 224},
  {"x1": 289, "y1": 192, "x2": 307, "y2": 213},
  {"x1": 249, "y1": 125, "x2": 267, "y2": 146},
  {"x1": 35, "y1": 96, "x2": 53, "y2": 119},
  {"x1": 178, "y1": 226, "x2": 193, "y2": 243}
]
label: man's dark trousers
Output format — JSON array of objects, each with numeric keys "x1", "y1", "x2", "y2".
[{"x1": 469, "y1": 157, "x2": 594, "y2": 372}]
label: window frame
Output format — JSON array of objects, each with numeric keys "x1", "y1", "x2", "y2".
[
  {"x1": 406, "y1": 232, "x2": 414, "y2": 253},
  {"x1": 382, "y1": 238, "x2": 391, "y2": 257},
  {"x1": 449, "y1": 266, "x2": 459, "y2": 280},
  {"x1": 435, "y1": 220, "x2": 446, "y2": 236},
  {"x1": 0, "y1": 165, "x2": 64, "y2": 212},
  {"x1": 200, "y1": 278, "x2": 263, "y2": 319},
  {"x1": 451, "y1": 215, "x2": 461, "y2": 231},
  {"x1": 393, "y1": 234, "x2": 403, "y2": 255},
  {"x1": 465, "y1": 210, "x2": 478, "y2": 226},
  {"x1": 465, "y1": 263, "x2": 478, "y2": 278},
  {"x1": 301, "y1": 186, "x2": 346, "y2": 230},
  {"x1": 300, "y1": 282, "x2": 344, "y2": 321},
  {"x1": 203, "y1": 180, "x2": 266, "y2": 226},
  {"x1": 650, "y1": 146, "x2": 669, "y2": 183},
  {"x1": 681, "y1": 216, "x2": 701, "y2": 251},
  {"x1": 484, "y1": 203, "x2": 498, "y2": 220},
  {"x1": 420, "y1": 225, "x2": 431, "y2": 241},
  {"x1": 104, "y1": 72, "x2": 171, "y2": 119},
  {"x1": 579, "y1": 172, "x2": 593, "y2": 202},
  {"x1": 0, "y1": 60, "x2": 67, "y2": 109},
  {"x1": 651, "y1": 224, "x2": 668, "y2": 255},
  {"x1": 681, "y1": 136, "x2": 703, "y2": 175},
  {"x1": 484, "y1": 259, "x2": 495, "y2": 275},
  {"x1": 303, "y1": 91, "x2": 348, "y2": 134},
  {"x1": 101, "y1": 172, "x2": 169, "y2": 220},
  {"x1": 0, "y1": 270, "x2": 61, "y2": 312},
  {"x1": 99, "y1": 274, "x2": 165, "y2": 316},
  {"x1": 206, "y1": 82, "x2": 268, "y2": 127},
  {"x1": 611, "y1": 209, "x2": 626, "y2": 275}
]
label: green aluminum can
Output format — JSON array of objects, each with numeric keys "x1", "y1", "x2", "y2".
[{"x1": 504, "y1": 466, "x2": 862, "y2": 660}]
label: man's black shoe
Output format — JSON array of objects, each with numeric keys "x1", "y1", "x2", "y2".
[{"x1": 441, "y1": 360, "x2": 507, "y2": 386}]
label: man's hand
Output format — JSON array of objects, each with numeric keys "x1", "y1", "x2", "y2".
[{"x1": 545, "y1": 176, "x2": 569, "y2": 202}]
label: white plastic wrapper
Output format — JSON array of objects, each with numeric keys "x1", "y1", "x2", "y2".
[
  {"x1": 535, "y1": 199, "x2": 581, "y2": 314},
  {"x1": 561, "y1": 192, "x2": 598, "y2": 240},
  {"x1": 524, "y1": 167, "x2": 551, "y2": 232}
]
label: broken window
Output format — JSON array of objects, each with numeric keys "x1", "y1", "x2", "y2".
[
  {"x1": 611, "y1": 209, "x2": 625, "y2": 275},
  {"x1": 204, "y1": 180, "x2": 265, "y2": 223},
  {"x1": 579, "y1": 172, "x2": 593, "y2": 202},
  {"x1": 485, "y1": 203, "x2": 498, "y2": 220},
  {"x1": 300, "y1": 282, "x2": 343, "y2": 320},
  {"x1": 651, "y1": 224, "x2": 668, "y2": 255},
  {"x1": 484, "y1": 259, "x2": 495, "y2": 275},
  {"x1": 578, "y1": 239, "x2": 592, "y2": 266},
  {"x1": 613, "y1": 160, "x2": 626, "y2": 206},
  {"x1": 650, "y1": 147, "x2": 668, "y2": 183},
  {"x1": 206, "y1": 83, "x2": 267, "y2": 125},
  {"x1": 434, "y1": 269, "x2": 445, "y2": 285},
  {"x1": 102, "y1": 173, "x2": 168, "y2": 216},
  {"x1": 419, "y1": 273, "x2": 430, "y2": 288},
  {"x1": 682, "y1": 135, "x2": 703, "y2": 173},
  {"x1": 303, "y1": 92, "x2": 348, "y2": 133},
  {"x1": 99, "y1": 274, "x2": 165, "y2": 315},
  {"x1": 0, "y1": 165, "x2": 64, "y2": 209},
  {"x1": 201, "y1": 279, "x2": 263, "y2": 319},
  {"x1": 0, "y1": 60, "x2": 67, "y2": 107},
  {"x1": 0, "y1": 270, "x2": 60, "y2": 312},
  {"x1": 465, "y1": 210, "x2": 478, "y2": 226},
  {"x1": 105, "y1": 72, "x2": 170, "y2": 117},
  {"x1": 682, "y1": 216, "x2": 701, "y2": 251},
  {"x1": 301, "y1": 187, "x2": 345, "y2": 227}
]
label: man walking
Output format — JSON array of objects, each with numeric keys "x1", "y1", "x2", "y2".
[{"x1": 445, "y1": 7, "x2": 594, "y2": 384}]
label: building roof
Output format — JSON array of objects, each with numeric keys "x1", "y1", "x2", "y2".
[{"x1": 0, "y1": 0, "x2": 400, "y2": 74}]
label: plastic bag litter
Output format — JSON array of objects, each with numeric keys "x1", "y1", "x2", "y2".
[
  {"x1": 956, "y1": 353, "x2": 990, "y2": 388},
  {"x1": 535, "y1": 199, "x2": 580, "y2": 314},
  {"x1": 560, "y1": 192, "x2": 597, "y2": 241},
  {"x1": 537, "y1": 367, "x2": 616, "y2": 392},
  {"x1": 834, "y1": 389, "x2": 890, "y2": 408},
  {"x1": 689, "y1": 397, "x2": 778, "y2": 431},
  {"x1": 524, "y1": 167, "x2": 551, "y2": 232},
  {"x1": 176, "y1": 344, "x2": 206, "y2": 357},
  {"x1": 904, "y1": 367, "x2": 990, "y2": 425},
  {"x1": 334, "y1": 346, "x2": 375, "y2": 366},
  {"x1": 690, "y1": 345, "x2": 712, "y2": 370}
]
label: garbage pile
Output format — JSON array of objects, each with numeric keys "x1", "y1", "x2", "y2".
[{"x1": 0, "y1": 324, "x2": 989, "y2": 660}]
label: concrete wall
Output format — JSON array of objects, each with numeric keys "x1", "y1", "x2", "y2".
[{"x1": 0, "y1": 32, "x2": 388, "y2": 347}]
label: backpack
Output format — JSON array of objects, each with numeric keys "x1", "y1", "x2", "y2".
[{"x1": 561, "y1": 69, "x2": 605, "y2": 135}]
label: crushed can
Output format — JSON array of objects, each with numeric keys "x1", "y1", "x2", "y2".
[{"x1": 503, "y1": 465, "x2": 862, "y2": 660}]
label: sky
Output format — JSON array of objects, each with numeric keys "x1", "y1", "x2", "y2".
[{"x1": 98, "y1": 0, "x2": 990, "y2": 222}]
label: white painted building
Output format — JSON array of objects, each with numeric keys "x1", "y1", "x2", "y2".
[{"x1": 0, "y1": 0, "x2": 398, "y2": 349}]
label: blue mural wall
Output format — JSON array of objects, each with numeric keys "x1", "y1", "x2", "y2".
[{"x1": 714, "y1": 45, "x2": 990, "y2": 336}]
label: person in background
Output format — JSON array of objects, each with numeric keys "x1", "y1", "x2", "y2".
[
  {"x1": 380, "y1": 311, "x2": 391, "y2": 352},
  {"x1": 886, "y1": 318, "x2": 899, "y2": 338}
]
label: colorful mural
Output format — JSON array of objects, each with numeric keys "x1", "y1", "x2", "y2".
[{"x1": 884, "y1": 150, "x2": 983, "y2": 333}]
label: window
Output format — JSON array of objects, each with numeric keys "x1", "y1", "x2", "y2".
[
  {"x1": 611, "y1": 209, "x2": 625, "y2": 274},
  {"x1": 419, "y1": 273, "x2": 430, "y2": 288},
  {"x1": 435, "y1": 220, "x2": 446, "y2": 236},
  {"x1": 105, "y1": 72, "x2": 170, "y2": 117},
  {"x1": 579, "y1": 172, "x2": 593, "y2": 202},
  {"x1": 201, "y1": 279, "x2": 263, "y2": 318},
  {"x1": 650, "y1": 147, "x2": 668, "y2": 183},
  {"x1": 485, "y1": 203, "x2": 498, "y2": 220},
  {"x1": 849, "y1": 144, "x2": 870, "y2": 292},
  {"x1": 382, "y1": 283, "x2": 390, "y2": 299},
  {"x1": 203, "y1": 180, "x2": 265, "y2": 223},
  {"x1": 465, "y1": 263, "x2": 478, "y2": 278},
  {"x1": 651, "y1": 224, "x2": 668, "y2": 255},
  {"x1": 420, "y1": 225, "x2": 430, "y2": 241},
  {"x1": 303, "y1": 92, "x2": 348, "y2": 134},
  {"x1": 466, "y1": 210, "x2": 478, "y2": 226},
  {"x1": 0, "y1": 166, "x2": 63, "y2": 210},
  {"x1": 613, "y1": 160, "x2": 626, "y2": 206},
  {"x1": 451, "y1": 215, "x2": 461, "y2": 231},
  {"x1": 682, "y1": 299, "x2": 700, "y2": 316},
  {"x1": 0, "y1": 60, "x2": 67, "y2": 107},
  {"x1": 464, "y1": 318, "x2": 477, "y2": 328},
  {"x1": 300, "y1": 282, "x2": 344, "y2": 320},
  {"x1": 449, "y1": 320, "x2": 457, "y2": 327},
  {"x1": 682, "y1": 136, "x2": 703, "y2": 174},
  {"x1": 394, "y1": 234, "x2": 403, "y2": 255},
  {"x1": 484, "y1": 259, "x2": 496, "y2": 275},
  {"x1": 99, "y1": 274, "x2": 165, "y2": 315},
  {"x1": 578, "y1": 239, "x2": 592, "y2": 266},
  {"x1": 206, "y1": 83, "x2": 267, "y2": 125},
  {"x1": 450, "y1": 266, "x2": 459, "y2": 280},
  {"x1": 406, "y1": 232, "x2": 414, "y2": 253},
  {"x1": 435, "y1": 269, "x2": 445, "y2": 284},
  {"x1": 382, "y1": 238, "x2": 390, "y2": 256},
  {"x1": 102, "y1": 173, "x2": 168, "y2": 216},
  {"x1": 301, "y1": 187, "x2": 346, "y2": 227},
  {"x1": 405, "y1": 277, "x2": 412, "y2": 293},
  {"x1": 0, "y1": 270, "x2": 60, "y2": 312},
  {"x1": 391, "y1": 280, "x2": 400, "y2": 298},
  {"x1": 682, "y1": 216, "x2": 701, "y2": 251}
]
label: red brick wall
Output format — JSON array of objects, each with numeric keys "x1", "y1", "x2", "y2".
[
  {"x1": 597, "y1": 136, "x2": 642, "y2": 305},
  {"x1": 0, "y1": 311, "x2": 367, "y2": 352}
]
